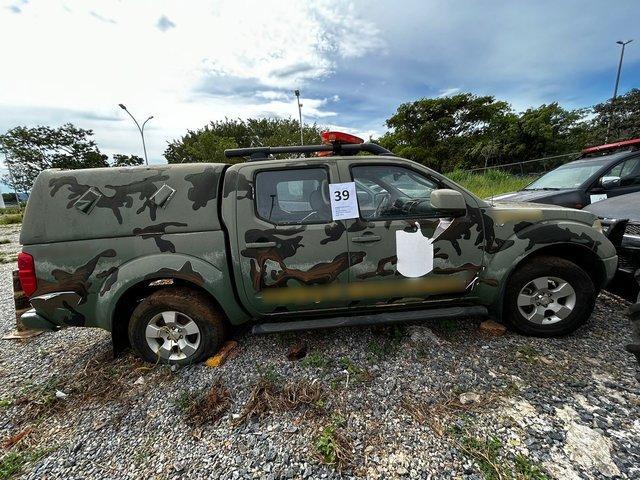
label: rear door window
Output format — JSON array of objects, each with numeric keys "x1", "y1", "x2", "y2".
[{"x1": 255, "y1": 168, "x2": 331, "y2": 224}]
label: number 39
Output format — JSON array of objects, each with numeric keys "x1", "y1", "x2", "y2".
[{"x1": 334, "y1": 190, "x2": 350, "y2": 201}]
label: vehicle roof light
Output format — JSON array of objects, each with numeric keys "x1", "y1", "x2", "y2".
[
  {"x1": 321, "y1": 131, "x2": 364, "y2": 145},
  {"x1": 582, "y1": 138, "x2": 640, "y2": 154}
]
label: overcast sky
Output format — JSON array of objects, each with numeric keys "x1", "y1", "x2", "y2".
[{"x1": 1, "y1": 0, "x2": 638, "y2": 170}]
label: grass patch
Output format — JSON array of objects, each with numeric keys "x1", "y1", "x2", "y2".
[
  {"x1": 454, "y1": 434, "x2": 548, "y2": 480},
  {"x1": 256, "y1": 364, "x2": 280, "y2": 383},
  {"x1": 336, "y1": 357, "x2": 373, "y2": 388},
  {"x1": 301, "y1": 351, "x2": 329, "y2": 369},
  {"x1": 0, "y1": 238, "x2": 11, "y2": 244},
  {"x1": 0, "y1": 253, "x2": 17, "y2": 264},
  {"x1": 448, "y1": 170, "x2": 538, "y2": 199},
  {"x1": 0, "y1": 452, "x2": 28, "y2": 479},
  {"x1": 514, "y1": 453, "x2": 549, "y2": 480},
  {"x1": 0, "y1": 207, "x2": 23, "y2": 215},
  {"x1": 367, "y1": 325, "x2": 406, "y2": 361},
  {"x1": 313, "y1": 414, "x2": 353, "y2": 470},
  {"x1": 0, "y1": 448, "x2": 51, "y2": 479},
  {"x1": 0, "y1": 214, "x2": 22, "y2": 225}
]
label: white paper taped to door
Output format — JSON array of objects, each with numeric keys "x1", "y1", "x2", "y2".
[
  {"x1": 328, "y1": 181, "x2": 359, "y2": 220},
  {"x1": 395, "y1": 220, "x2": 453, "y2": 278}
]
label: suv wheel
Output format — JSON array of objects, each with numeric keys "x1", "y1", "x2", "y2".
[
  {"x1": 505, "y1": 256, "x2": 595, "y2": 336},
  {"x1": 128, "y1": 287, "x2": 225, "y2": 365}
]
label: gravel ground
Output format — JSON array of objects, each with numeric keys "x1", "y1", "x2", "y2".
[{"x1": 0, "y1": 224, "x2": 639, "y2": 479}]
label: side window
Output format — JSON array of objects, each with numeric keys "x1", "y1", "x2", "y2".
[
  {"x1": 352, "y1": 165, "x2": 442, "y2": 220},
  {"x1": 605, "y1": 158, "x2": 640, "y2": 187},
  {"x1": 255, "y1": 168, "x2": 331, "y2": 224}
]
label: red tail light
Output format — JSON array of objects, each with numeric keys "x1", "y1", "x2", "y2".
[{"x1": 17, "y1": 252, "x2": 37, "y2": 296}]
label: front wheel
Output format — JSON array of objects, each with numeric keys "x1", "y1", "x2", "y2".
[
  {"x1": 128, "y1": 287, "x2": 225, "y2": 365},
  {"x1": 504, "y1": 256, "x2": 595, "y2": 337}
]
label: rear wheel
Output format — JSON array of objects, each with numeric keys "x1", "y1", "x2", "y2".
[
  {"x1": 504, "y1": 256, "x2": 595, "y2": 336},
  {"x1": 128, "y1": 287, "x2": 225, "y2": 365}
]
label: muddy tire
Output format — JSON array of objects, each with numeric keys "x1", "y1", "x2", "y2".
[
  {"x1": 504, "y1": 256, "x2": 595, "y2": 337},
  {"x1": 128, "y1": 287, "x2": 225, "y2": 365}
]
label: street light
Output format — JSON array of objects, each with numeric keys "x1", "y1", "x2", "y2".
[
  {"x1": 294, "y1": 89, "x2": 303, "y2": 146},
  {"x1": 606, "y1": 39, "x2": 633, "y2": 141},
  {"x1": 119, "y1": 103, "x2": 153, "y2": 165}
]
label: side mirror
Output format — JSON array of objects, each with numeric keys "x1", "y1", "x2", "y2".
[
  {"x1": 600, "y1": 176, "x2": 621, "y2": 189},
  {"x1": 430, "y1": 189, "x2": 467, "y2": 216}
]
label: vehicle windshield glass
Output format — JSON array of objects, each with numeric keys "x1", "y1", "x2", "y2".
[{"x1": 526, "y1": 161, "x2": 605, "y2": 190}]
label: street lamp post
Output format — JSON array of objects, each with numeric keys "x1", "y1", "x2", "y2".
[
  {"x1": 606, "y1": 40, "x2": 633, "y2": 142},
  {"x1": 294, "y1": 90, "x2": 303, "y2": 146},
  {"x1": 119, "y1": 103, "x2": 153, "y2": 165}
]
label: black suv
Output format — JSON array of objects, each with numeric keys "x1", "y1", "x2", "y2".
[{"x1": 492, "y1": 139, "x2": 640, "y2": 209}]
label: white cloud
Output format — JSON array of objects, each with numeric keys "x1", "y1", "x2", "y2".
[
  {"x1": 438, "y1": 87, "x2": 461, "y2": 97},
  {"x1": 0, "y1": 0, "x2": 382, "y2": 164},
  {"x1": 1, "y1": 0, "x2": 638, "y2": 173}
]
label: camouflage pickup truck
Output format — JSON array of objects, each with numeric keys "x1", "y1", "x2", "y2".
[{"x1": 16, "y1": 134, "x2": 617, "y2": 365}]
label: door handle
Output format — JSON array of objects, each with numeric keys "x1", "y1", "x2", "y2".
[
  {"x1": 245, "y1": 241, "x2": 277, "y2": 248},
  {"x1": 352, "y1": 234, "x2": 381, "y2": 243}
]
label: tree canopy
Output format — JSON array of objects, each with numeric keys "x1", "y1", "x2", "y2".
[
  {"x1": 3, "y1": 89, "x2": 640, "y2": 194},
  {"x1": 164, "y1": 118, "x2": 324, "y2": 164},
  {"x1": 0, "y1": 124, "x2": 144, "y2": 192}
]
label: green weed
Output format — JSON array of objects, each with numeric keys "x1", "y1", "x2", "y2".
[
  {"x1": 314, "y1": 414, "x2": 352, "y2": 470},
  {"x1": 448, "y1": 170, "x2": 537, "y2": 199},
  {"x1": 301, "y1": 351, "x2": 329, "y2": 369},
  {"x1": 0, "y1": 214, "x2": 22, "y2": 225}
]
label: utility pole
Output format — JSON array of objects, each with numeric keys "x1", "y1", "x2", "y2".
[
  {"x1": 294, "y1": 90, "x2": 303, "y2": 145},
  {"x1": 606, "y1": 39, "x2": 633, "y2": 142},
  {"x1": 119, "y1": 103, "x2": 153, "y2": 165}
]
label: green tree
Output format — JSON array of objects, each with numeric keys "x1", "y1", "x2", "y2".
[
  {"x1": 165, "y1": 117, "x2": 325, "y2": 164},
  {"x1": 588, "y1": 88, "x2": 640, "y2": 144},
  {"x1": 111, "y1": 153, "x2": 144, "y2": 167},
  {"x1": 379, "y1": 93, "x2": 512, "y2": 171},
  {"x1": 469, "y1": 103, "x2": 588, "y2": 168},
  {"x1": 0, "y1": 124, "x2": 109, "y2": 192}
]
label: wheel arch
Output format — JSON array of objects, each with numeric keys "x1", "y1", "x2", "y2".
[
  {"x1": 482, "y1": 242, "x2": 606, "y2": 321},
  {"x1": 96, "y1": 253, "x2": 249, "y2": 353}
]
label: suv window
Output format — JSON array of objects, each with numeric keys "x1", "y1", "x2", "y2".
[
  {"x1": 352, "y1": 165, "x2": 441, "y2": 220},
  {"x1": 606, "y1": 157, "x2": 640, "y2": 186},
  {"x1": 255, "y1": 168, "x2": 331, "y2": 224}
]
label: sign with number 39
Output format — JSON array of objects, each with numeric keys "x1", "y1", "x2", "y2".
[{"x1": 328, "y1": 182, "x2": 359, "y2": 220}]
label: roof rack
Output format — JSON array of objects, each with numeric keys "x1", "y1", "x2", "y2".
[
  {"x1": 582, "y1": 138, "x2": 640, "y2": 155},
  {"x1": 224, "y1": 130, "x2": 394, "y2": 161}
]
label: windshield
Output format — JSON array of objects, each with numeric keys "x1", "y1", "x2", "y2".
[{"x1": 526, "y1": 162, "x2": 604, "y2": 190}]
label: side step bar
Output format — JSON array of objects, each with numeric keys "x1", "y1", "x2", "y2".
[{"x1": 251, "y1": 305, "x2": 488, "y2": 334}]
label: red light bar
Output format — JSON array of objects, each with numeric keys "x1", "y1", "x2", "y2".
[
  {"x1": 582, "y1": 138, "x2": 640, "y2": 154},
  {"x1": 321, "y1": 131, "x2": 364, "y2": 145}
]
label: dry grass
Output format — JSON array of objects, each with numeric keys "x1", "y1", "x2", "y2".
[
  {"x1": 14, "y1": 348, "x2": 161, "y2": 423},
  {"x1": 403, "y1": 390, "x2": 500, "y2": 436},
  {"x1": 235, "y1": 379, "x2": 324, "y2": 424},
  {"x1": 185, "y1": 380, "x2": 231, "y2": 426}
]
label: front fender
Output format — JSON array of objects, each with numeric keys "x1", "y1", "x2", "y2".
[
  {"x1": 95, "y1": 253, "x2": 249, "y2": 330},
  {"x1": 476, "y1": 220, "x2": 616, "y2": 315}
]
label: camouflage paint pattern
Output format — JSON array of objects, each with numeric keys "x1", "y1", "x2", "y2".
[{"x1": 20, "y1": 156, "x2": 617, "y2": 332}]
